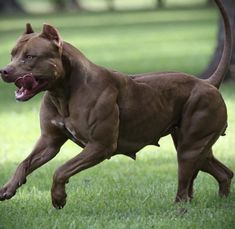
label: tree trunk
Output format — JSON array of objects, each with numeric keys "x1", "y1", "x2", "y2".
[
  {"x1": 206, "y1": 0, "x2": 214, "y2": 6},
  {"x1": 54, "y1": 0, "x2": 83, "y2": 11},
  {"x1": 0, "y1": 0, "x2": 24, "y2": 13},
  {"x1": 201, "y1": 0, "x2": 235, "y2": 81},
  {"x1": 156, "y1": 0, "x2": 165, "y2": 9},
  {"x1": 68, "y1": 0, "x2": 83, "y2": 11},
  {"x1": 54, "y1": 0, "x2": 66, "y2": 10},
  {"x1": 106, "y1": 0, "x2": 115, "y2": 11}
]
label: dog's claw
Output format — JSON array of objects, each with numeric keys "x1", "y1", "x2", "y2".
[
  {"x1": 53, "y1": 203, "x2": 63, "y2": 209},
  {"x1": 52, "y1": 198, "x2": 66, "y2": 210},
  {"x1": 51, "y1": 187, "x2": 67, "y2": 209}
]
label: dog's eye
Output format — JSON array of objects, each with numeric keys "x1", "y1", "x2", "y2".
[
  {"x1": 21, "y1": 55, "x2": 35, "y2": 63},
  {"x1": 26, "y1": 55, "x2": 33, "y2": 60}
]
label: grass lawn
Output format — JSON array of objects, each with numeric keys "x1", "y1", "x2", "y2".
[{"x1": 0, "y1": 5, "x2": 235, "y2": 229}]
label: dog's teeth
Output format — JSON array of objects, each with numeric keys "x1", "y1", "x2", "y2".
[{"x1": 15, "y1": 87, "x2": 26, "y2": 99}]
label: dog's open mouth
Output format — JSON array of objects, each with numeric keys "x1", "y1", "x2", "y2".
[{"x1": 14, "y1": 74, "x2": 49, "y2": 101}]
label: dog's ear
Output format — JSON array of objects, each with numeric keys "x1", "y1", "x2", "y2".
[
  {"x1": 40, "y1": 24, "x2": 62, "y2": 47},
  {"x1": 24, "y1": 23, "x2": 34, "y2": 34}
]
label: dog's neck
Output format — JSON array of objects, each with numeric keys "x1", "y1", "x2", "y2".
[
  {"x1": 47, "y1": 41, "x2": 99, "y2": 118},
  {"x1": 48, "y1": 81, "x2": 70, "y2": 117}
]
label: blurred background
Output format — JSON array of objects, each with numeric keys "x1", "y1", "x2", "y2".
[
  {"x1": 0, "y1": 0, "x2": 218, "y2": 13},
  {"x1": 0, "y1": 0, "x2": 234, "y2": 79}
]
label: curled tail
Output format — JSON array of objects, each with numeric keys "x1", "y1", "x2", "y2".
[{"x1": 207, "y1": 0, "x2": 233, "y2": 89}]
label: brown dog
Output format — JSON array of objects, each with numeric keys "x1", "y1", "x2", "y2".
[{"x1": 0, "y1": 0, "x2": 233, "y2": 209}]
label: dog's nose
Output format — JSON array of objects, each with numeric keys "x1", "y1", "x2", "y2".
[
  {"x1": 0, "y1": 69, "x2": 8, "y2": 76},
  {"x1": 0, "y1": 66, "x2": 12, "y2": 77},
  {"x1": 0, "y1": 69, "x2": 3, "y2": 79}
]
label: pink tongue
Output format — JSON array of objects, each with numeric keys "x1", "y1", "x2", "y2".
[
  {"x1": 15, "y1": 74, "x2": 38, "y2": 90},
  {"x1": 23, "y1": 75, "x2": 37, "y2": 89}
]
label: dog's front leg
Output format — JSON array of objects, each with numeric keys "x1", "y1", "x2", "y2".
[
  {"x1": 51, "y1": 143, "x2": 111, "y2": 209},
  {"x1": 0, "y1": 134, "x2": 67, "y2": 201},
  {"x1": 51, "y1": 86, "x2": 119, "y2": 209}
]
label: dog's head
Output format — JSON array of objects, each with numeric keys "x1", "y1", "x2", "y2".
[{"x1": 0, "y1": 23, "x2": 65, "y2": 101}]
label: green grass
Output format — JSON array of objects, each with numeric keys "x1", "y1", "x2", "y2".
[{"x1": 0, "y1": 6, "x2": 235, "y2": 229}]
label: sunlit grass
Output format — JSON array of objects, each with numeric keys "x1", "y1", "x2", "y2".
[{"x1": 0, "y1": 6, "x2": 235, "y2": 229}]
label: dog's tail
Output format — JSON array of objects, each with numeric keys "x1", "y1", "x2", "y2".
[{"x1": 207, "y1": 0, "x2": 233, "y2": 89}]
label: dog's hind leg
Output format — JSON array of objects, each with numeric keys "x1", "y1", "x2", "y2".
[
  {"x1": 171, "y1": 128, "x2": 199, "y2": 201},
  {"x1": 174, "y1": 128, "x2": 233, "y2": 202},
  {"x1": 174, "y1": 87, "x2": 232, "y2": 202},
  {"x1": 201, "y1": 149, "x2": 233, "y2": 197},
  {"x1": 171, "y1": 129, "x2": 191, "y2": 202},
  {"x1": 175, "y1": 152, "x2": 202, "y2": 202},
  {"x1": 174, "y1": 116, "x2": 229, "y2": 203},
  {"x1": 188, "y1": 171, "x2": 199, "y2": 200}
]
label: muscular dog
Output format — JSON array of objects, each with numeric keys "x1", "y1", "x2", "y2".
[{"x1": 0, "y1": 0, "x2": 233, "y2": 209}]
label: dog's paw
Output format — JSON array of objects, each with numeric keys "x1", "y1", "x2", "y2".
[
  {"x1": 51, "y1": 193, "x2": 67, "y2": 209},
  {"x1": 52, "y1": 197, "x2": 67, "y2": 209},
  {"x1": 0, "y1": 186, "x2": 16, "y2": 201},
  {"x1": 51, "y1": 184, "x2": 67, "y2": 209},
  {"x1": 219, "y1": 180, "x2": 232, "y2": 197}
]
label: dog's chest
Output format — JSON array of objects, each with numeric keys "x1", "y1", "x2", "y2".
[
  {"x1": 48, "y1": 93, "x2": 90, "y2": 146},
  {"x1": 51, "y1": 118, "x2": 88, "y2": 147}
]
